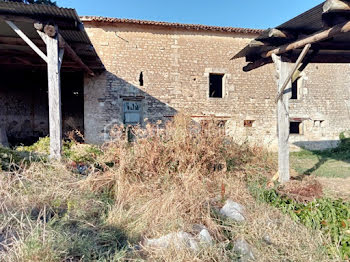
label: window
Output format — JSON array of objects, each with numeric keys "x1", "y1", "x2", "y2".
[
  {"x1": 139, "y1": 72, "x2": 144, "y2": 86},
  {"x1": 244, "y1": 120, "x2": 255, "y2": 127},
  {"x1": 123, "y1": 101, "x2": 142, "y2": 125},
  {"x1": 290, "y1": 121, "x2": 302, "y2": 134},
  {"x1": 209, "y1": 73, "x2": 224, "y2": 98}
]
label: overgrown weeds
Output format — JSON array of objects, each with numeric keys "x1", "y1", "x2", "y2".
[{"x1": 0, "y1": 115, "x2": 336, "y2": 261}]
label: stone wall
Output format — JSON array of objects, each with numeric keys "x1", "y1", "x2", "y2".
[{"x1": 83, "y1": 22, "x2": 350, "y2": 150}]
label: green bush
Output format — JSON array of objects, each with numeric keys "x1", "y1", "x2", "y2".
[
  {"x1": 16, "y1": 137, "x2": 102, "y2": 164},
  {"x1": 17, "y1": 137, "x2": 51, "y2": 155},
  {"x1": 249, "y1": 178, "x2": 350, "y2": 260}
]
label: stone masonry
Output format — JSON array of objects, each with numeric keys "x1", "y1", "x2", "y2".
[{"x1": 82, "y1": 18, "x2": 350, "y2": 151}]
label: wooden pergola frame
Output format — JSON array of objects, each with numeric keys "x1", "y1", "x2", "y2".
[
  {"x1": 235, "y1": 0, "x2": 350, "y2": 183},
  {"x1": 1, "y1": 17, "x2": 94, "y2": 160}
]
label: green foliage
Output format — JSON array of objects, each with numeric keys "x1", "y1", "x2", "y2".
[
  {"x1": 0, "y1": 146, "x2": 32, "y2": 170},
  {"x1": 63, "y1": 142, "x2": 102, "y2": 164},
  {"x1": 16, "y1": 136, "x2": 103, "y2": 164},
  {"x1": 249, "y1": 178, "x2": 350, "y2": 260},
  {"x1": 17, "y1": 136, "x2": 51, "y2": 155}
]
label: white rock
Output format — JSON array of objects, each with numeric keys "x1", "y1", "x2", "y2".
[
  {"x1": 198, "y1": 228, "x2": 213, "y2": 245},
  {"x1": 220, "y1": 200, "x2": 245, "y2": 222},
  {"x1": 144, "y1": 231, "x2": 199, "y2": 251},
  {"x1": 234, "y1": 238, "x2": 255, "y2": 261}
]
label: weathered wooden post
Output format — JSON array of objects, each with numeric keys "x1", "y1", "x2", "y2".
[
  {"x1": 272, "y1": 54, "x2": 291, "y2": 183},
  {"x1": 38, "y1": 25, "x2": 64, "y2": 160}
]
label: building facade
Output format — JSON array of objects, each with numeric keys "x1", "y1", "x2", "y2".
[{"x1": 82, "y1": 17, "x2": 350, "y2": 150}]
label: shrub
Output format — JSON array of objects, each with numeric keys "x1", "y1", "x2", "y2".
[{"x1": 17, "y1": 137, "x2": 51, "y2": 155}]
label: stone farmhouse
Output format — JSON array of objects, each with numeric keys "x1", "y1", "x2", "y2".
[
  {"x1": 82, "y1": 17, "x2": 350, "y2": 150},
  {"x1": 0, "y1": 2, "x2": 350, "y2": 156}
]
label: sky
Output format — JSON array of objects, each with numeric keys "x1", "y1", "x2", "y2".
[{"x1": 59, "y1": 0, "x2": 324, "y2": 29}]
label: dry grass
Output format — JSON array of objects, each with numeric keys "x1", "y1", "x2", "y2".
[{"x1": 0, "y1": 115, "x2": 336, "y2": 261}]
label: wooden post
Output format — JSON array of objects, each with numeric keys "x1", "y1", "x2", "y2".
[
  {"x1": 43, "y1": 28, "x2": 63, "y2": 160},
  {"x1": 272, "y1": 54, "x2": 291, "y2": 183}
]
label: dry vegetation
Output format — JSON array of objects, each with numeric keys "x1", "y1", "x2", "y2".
[{"x1": 0, "y1": 115, "x2": 338, "y2": 261}]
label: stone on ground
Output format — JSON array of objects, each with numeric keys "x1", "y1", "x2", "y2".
[
  {"x1": 143, "y1": 231, "x2": 199, "y2": 251},
  {"x1": 198, "y1": 228, "x2": 213, "y2": 245},
  {"x1": 220, "y1": 199, "x2": 246, "y2": 222},
  {"x1": 234, "y1": 238, "x2": 255, "y2": 261}
]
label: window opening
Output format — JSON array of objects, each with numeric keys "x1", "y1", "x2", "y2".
[
  {"x1": 139, "y1": 72, "x2": 144, "y2": 86},
  {"x1": 209, "y1": 73, "x2": 224, "y2": 98},
  {"x1": 290, "y1": 121, "x2": 302, "y2": 134}
]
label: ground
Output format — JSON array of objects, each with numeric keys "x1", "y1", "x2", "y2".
[
  {"x1": 0, "y1": 120, "x2": 349, "y2": 261},
  {"x1": 291, "y1": 146, "x2": 350, "y2": 200}
]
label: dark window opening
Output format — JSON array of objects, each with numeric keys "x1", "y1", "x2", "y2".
[
  {"x1": 244, "y1": 120, "x2": 255, "y2": 127},
  {"x1": 209, "y1": 73, "x2": 223, "y2": 98},
  {"x1": 291, "y1": 78, "x2": 299, "y2": 100},
  {"x1": 139, "y1": 72, "x2": 144, "y2": 86},
  {"x1": 290, "y1": 121, "x2": 302, "y2": 134}
]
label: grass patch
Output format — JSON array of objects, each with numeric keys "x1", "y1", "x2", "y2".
[
  {"x1": 291, "y1": 137, "x2": 350, "y2": 178},
  {"x1": 249, "y1": 177, "x2": 350, "y2": 260}
]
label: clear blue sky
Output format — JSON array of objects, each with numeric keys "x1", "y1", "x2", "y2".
[{"x1": 59, "y1": 0, "x2": 324, "y2": 29}]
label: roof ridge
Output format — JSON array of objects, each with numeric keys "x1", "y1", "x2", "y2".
[{"x1": 80, "y1": 16, "x2": 264, "y2": 34}]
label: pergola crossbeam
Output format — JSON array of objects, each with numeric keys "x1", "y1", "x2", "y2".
[
  {"x1": 4, "y1": 20, "x2": 48, "y2": 63},
  {"x1": 58, "y1": 34, "x2": 94, "y2": 76},
  {"x1": 262, "y1": 20, "x2": 350, "y2": 58}
]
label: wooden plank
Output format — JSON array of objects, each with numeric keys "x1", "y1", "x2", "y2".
[
  {"x1": 58, "y1": 34, "x2": 94, "y2": 76},
  {"x1": 262, "y1": 20, "x2": 350, "y2": 58},
  {"x1": 272, "y1": 54, "x2": 291, "y2": 184},
  {"x1": 323, "y1": 0, "x2": 350, "y2": 13},
  {"x1": 5, "y1": 20, "x2": 48, "y2": 63},
  {"x1": 257, "y1": 28, "x2": 296, "y2": 41},
  {"x1": 275, "y1": 44, "x2": 311, "y2": 102},
  {"x1": 0, "y1": 36, "x2": 45, "y2": 46},
  {"x1": 42, "y1": 31, "x2": 62, "y2": 160}
]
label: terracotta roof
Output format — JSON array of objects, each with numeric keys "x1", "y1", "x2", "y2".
[{"x1": 80, "y1": 16, "x2": 263, "y2": 35}]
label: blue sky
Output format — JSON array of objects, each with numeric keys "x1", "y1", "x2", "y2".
[{"x1": 59, "y1": 0, "x2": 324, "y2": 29}]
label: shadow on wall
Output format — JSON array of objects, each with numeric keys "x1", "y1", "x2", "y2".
[{"x1": 85, "y1": 71, "x2": 178, "y2": 143}]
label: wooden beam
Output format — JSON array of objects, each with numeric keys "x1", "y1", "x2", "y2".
[
  {"x1": 275, "y1": 44, "x2": 311, "y2": 102},
  {"x1": 248, "y1": 40, "x2": 266, "y2": 48},
  {"x1": 4, "y1": 20, "x2": 48, "y2": 63},
  {"x1": 40, "y1": 29, "x2": 63, "y2": 160},
  {"x1": 262, "y1": 20, "x2": 350, "y2": 58},
  {"x1": 58, "y1": 34, "x2": 94, "y2": 76},
  {"x1": 257, "y1": 28, "x2": 296, "y2": 41},
  {"x1": 323, "y1": 0, "x2": 350, "y2": 13},
  {"x1": 272, "y1": 54, "x2": 291, "y2": 184},
  {"x1": 0, "y1": 36, "x2": 44, "y2": 46}
]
